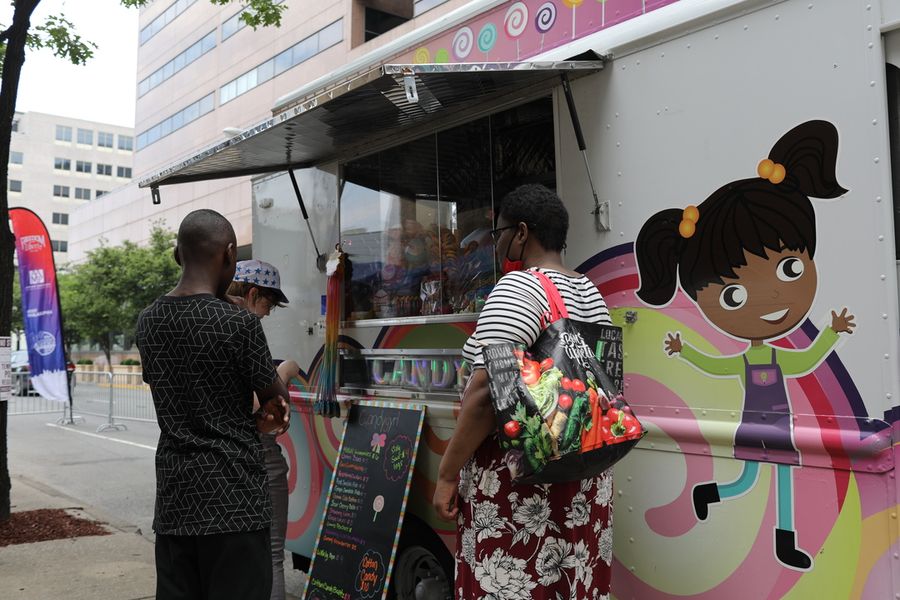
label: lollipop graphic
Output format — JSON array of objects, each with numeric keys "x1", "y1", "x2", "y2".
[
  {"x1": 535, "y1": 1, "x2": 558, "y2": 52},
  {"x1": 452, "y1": 27, "x2": 474, "y2": 60},
  {"x1": 504, "y1": 2, "x2": 529, "y2": 60},
  {"x1": 477, "y1": 22, "x2": 497, "y2": 60},
  {"x1": 435, "y1": 48, "x2": 450, "y2": 63},
  {"x1": 563, "y1": 0, "x2": 584, "y2": 39},
  {"x1": 414, "y1": 47, "x2": 431, "y2": 64},
  {"x1": 372, "y1": 495, "x2": 385, "y2": 522}
]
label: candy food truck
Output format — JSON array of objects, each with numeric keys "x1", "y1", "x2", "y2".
[{"x1": 141, "y1": 0, "x2": 900, "y2": 597}]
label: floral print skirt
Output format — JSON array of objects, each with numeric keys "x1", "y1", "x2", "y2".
[{"x1": 455, "y1": 436, "x2": 613, "y2": 600}]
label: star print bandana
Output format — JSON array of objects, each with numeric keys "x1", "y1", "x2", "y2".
[{"x1": 233, "y1": 259, "x2": 289, "y2": 304}]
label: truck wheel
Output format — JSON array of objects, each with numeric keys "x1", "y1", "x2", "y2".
[{"x1": 388, "y1": 519, "x2": 453, "y2": 600}]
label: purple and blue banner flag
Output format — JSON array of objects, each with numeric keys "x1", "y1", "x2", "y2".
[{"x1": 10, "y1": 207, "x2": 68, "y2": 403}]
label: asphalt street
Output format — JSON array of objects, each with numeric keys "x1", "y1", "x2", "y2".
[{"x1": 6, "y1": 385, "x2": 308, "y2": 598}]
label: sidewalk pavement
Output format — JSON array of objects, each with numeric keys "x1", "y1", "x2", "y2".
[
  {"x1": 0, "y1": 475, "x2": 307, "y2": 600},
  {"x1": 0, "y1": 475, "x2": 156, "y2": 600}
]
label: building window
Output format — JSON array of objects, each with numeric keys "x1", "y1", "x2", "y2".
[
  {"x1": 118, "y1": 135, "x2": 134, "y2": 151},
  {"x1": 363, "y1": 7, "x2": 408, "y2": 43},
  {"x1": 76, "y1": 160, "x2": 92, "y2": 173},
  {"x1": 54, "y1": 157, "x2": 71, "y2": 170},
  {"x1": 137, "y1": 93, "x2": 215, "y2": 149},
  {"x1": 12, "y1": 117, "x2": 19, "y2": 133},
  {"x1": 55, "y1": 125, "x2": 72, "y2": 142},
  {"x1": 95, "y1": 190, "x2": 108, "y2": 198},
  {"x1": 75, "y1": 187, "x2": 91, "y2": 200},
  {"x1": 9, "y1": 179, "x2": 21, "y2": 192},
  {"x1": 51, "y1": 240, "x2": 68, "y2": 252},
  {"x1": 138, "y1": 31, "x2": 215, "y2": 97},
  {"x1": 140, "y1": 0, "x2": 198, "y2": 45},
  {"x1": 52, "y1": 212, "x2": 69, "y2": 225},
  {"x1": 98, "y1": 132, "x2": 114, "y2": 148},
  {"x1": 117, "y1": 166, "x2": 132, "y2": 178},
  {"x1": 413, "y1": 0, "x2": 448, "y2": 16},
  {"x1": 222, "y1": 0, "x2": 285, "y2": 40},
  {"x1": 9, "y1": 151, "x2": 23, "y2": 165},
  {"x1": 220, "y1": 20, "x2": 343, "y2": 105},
  {"x1": 77, "y1": 128, "x2": 94, "y2": 145},
  {"x1": 53, "y1": 185, "x2": 70, "y2": 197},
  {"x1": 96, "y1": 163, "x2": 112, "y2": 176}
]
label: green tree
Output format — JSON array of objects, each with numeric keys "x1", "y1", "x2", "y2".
[
  {"x1": 0, "y1": 0, "x2": 286, "y2": 521},
  {"x1": 65, "y1": 225, "x2": 178, "y2": 367}
]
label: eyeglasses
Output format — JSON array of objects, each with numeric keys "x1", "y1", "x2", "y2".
[{"x1": 489, "y1": 225, "x2": 516, "y2": 243}]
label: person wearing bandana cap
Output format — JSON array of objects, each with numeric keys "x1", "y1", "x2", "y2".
[{"x1": 228, "y1": 259, "x2": 298, "y2": 600}]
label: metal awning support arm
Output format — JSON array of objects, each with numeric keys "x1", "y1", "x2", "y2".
[
  {"x1": 288, "y1": 168, "x2": 327, "y2": 272},
  {"x1": 151, "y1": 186, "x2": 161, "y2": 205},
  {"x1": 560, "y1": 73, "x2": 609, "y2": 231}
]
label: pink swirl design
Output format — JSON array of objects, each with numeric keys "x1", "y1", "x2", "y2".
[{"x1": 504, "y1": 2, "x2": 529, "y2": 38}]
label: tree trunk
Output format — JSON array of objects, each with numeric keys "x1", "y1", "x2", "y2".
[{"x1": 0, "y1": 0, "x2": 43, "y2": 522}]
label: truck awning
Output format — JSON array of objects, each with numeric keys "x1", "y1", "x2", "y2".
[{"x1": 138, "y1": 60, "x2": 603, "y2": 190}]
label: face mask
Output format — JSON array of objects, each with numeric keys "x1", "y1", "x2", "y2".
[{"x1": 501, "y1": 233, "x2": 526, "y2": 275}]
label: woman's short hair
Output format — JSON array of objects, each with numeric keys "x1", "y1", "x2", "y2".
[{"x1": 499, "y1": 184, "x2": 569, "y2": 252}]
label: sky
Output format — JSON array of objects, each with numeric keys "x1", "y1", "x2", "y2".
[{"x1": 1, "y1": 0, "x2": 139, "y2": 128}]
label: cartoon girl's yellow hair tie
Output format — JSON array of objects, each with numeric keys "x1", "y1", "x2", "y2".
[
  {"x1": 757, "y1": 158, "x2": 786, "y2": 184},
  {"x1": 679, "y1": 205, "x2": 699, "y2": 238}
]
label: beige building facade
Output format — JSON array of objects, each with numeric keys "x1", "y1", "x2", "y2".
[
  {"x1": 10, "y1": 111, "x2": 133, "y2": 262},
  {"x1": 69, "y1": 0, "x2": 466, "y2": 261}
]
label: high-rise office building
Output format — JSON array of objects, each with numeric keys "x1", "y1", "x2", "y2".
[
  {"x1": 9, "y1": 111, "x2": 134, "y2": 261},
  {"x1": 69, "y1": 0, "x2": 462, "y2": 260}
]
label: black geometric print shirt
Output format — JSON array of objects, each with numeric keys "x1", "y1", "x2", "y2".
[{"x1": 135, "y1": 294, "x2": 277, "y2": 536}]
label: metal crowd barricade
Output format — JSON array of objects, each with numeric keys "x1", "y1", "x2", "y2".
[{"x1": 7, "y1": 372, "x2": 68, "y2": 418}]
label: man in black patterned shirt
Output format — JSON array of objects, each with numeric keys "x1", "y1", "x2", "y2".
[{"x1": 136, "y1": 209, "x2": 290, "y2": 600}]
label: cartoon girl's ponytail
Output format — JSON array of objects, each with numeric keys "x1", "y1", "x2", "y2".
[
  {"x1": 635, "y1": 208, "x2": 684, "y2": 306},
  {"x1": 766, "y1": 120, "x2": 848, "y2": 200}
]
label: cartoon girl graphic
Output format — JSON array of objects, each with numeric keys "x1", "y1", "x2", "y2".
[{"x1": 634, "y1": 120, "x2": 855, "y2": 571}]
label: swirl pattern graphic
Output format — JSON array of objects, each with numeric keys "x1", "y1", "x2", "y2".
[
  {"x1": 478, "y1": 23, "x2": 498, "y2": 53},
  {"x1": 504, "y1": 2, "x2": 529, "y2": 38},
  {"x1": 535, "y1": 1, "x2": 558, "y2": 33},
  {"x1": 452, "y1": 26, "x2": 474, "y2": 60}
]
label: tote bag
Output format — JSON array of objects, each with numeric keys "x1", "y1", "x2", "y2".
[{"x1": 482, "y1": 271, "x2": 645, "y2": 484}]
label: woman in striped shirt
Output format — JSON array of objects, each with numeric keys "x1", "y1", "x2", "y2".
[{"x1": 434, "y1": 185, "x2": 614, "y2": 600}]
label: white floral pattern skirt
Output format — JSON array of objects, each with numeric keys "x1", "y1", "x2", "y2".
[{"x1": 456, "y1": 436, "x2": 613, "y2": 600}]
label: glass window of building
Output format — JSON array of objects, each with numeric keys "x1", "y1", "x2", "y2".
[
  {"x1": 51, "y1": 240, "x2": 68, "y2": 252},
  {"x1": 98, "y1": 132, "x2": 114, "y2": 148},
  {"x1": 118, "y1": 135, "x2": 134, "y2": 151},
  {"x1": 77, "y1": 128, "x2": 94, "y2": 145},
  {"x1": 137, "y1": 92, "x2": 215, "y2": 149},
  {"x1": 97, "y1": 163, "x2": 112, "y2": 176},
  {"x1": 117, "y1": 166, "x2": 132, "y2": 178},
  {"x1": 362, "y1": 6, "x2": 409, "y2": 43},
  {"x1": 9, "y1": 151, "x2": 23, "y2": 164},
  {"x1": 53, "y1": 185, "x2": 70, "y2": 197},
  {"x1": 95, "y1": 190, "x2": 108, "y2": 198},
  {"x1": 9, "y1": 179, "x2": 21, "y2": 192},
  {"x1": 12, "y1": 118, "x2": 19, "y2": 133},
  {"x1": 339, "y1": 97, "x2": 555, "y2": 321},
  {"x1": 54, "y1": 157, "x2": 71, "y2": 170},
  {"x1": 139, "y1": 0, "x2": 198, "y2": 45},
  {"x1": 75, "y1": 187, "x2": 91, "y2": 200},
  {"x1": 219, "y1": 20, "x2": 343, "y2": 105},
  {"x1": 76, "y1": 160, "x2": 92, "y2": 173},
  {"x1": 55, "y1": 125, "x2": 72, "y2": 142},
  {"x1": 138, "y1": 31, "x2": 215, "y2": 97},
  {"x1": 52, "y1": 212, "x2": 69, "y2": 225}
]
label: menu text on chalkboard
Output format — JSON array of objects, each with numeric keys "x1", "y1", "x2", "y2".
[{"x1": 305, "y1": 402, "x2": 425, "y2": 600}]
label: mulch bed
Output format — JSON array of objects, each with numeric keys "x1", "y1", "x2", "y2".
[{"x1": 0, "y1": 509, "x2": 110, "y2": 547}]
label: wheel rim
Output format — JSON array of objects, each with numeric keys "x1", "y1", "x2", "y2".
[{"x1": 393, "y1": 545, "x2": 451, "y2": 600}]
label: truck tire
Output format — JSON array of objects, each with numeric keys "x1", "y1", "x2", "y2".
[{"x1": 388, "y1": 517, "x2": 454, "y2": 600}]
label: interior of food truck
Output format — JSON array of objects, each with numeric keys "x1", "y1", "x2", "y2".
[{"x1": 339, "y1": 96, "x2": 556, "y2": 322}]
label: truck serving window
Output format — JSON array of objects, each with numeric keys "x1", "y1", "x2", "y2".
[{"x1": 339, "y1": 97, "x2": 555, "y2": 321}]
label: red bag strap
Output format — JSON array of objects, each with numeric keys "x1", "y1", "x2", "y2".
[{"x1": 530, "y1": 269, "x2": 569, "y2": 324}]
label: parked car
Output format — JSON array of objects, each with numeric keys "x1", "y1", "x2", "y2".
[{"x1": 10, "y1": 349, "x2": 76, "y2": 396}]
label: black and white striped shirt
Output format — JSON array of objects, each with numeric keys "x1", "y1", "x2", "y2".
[{"x1": 463, "y1": 268, "x2": 612, "y2": 368}]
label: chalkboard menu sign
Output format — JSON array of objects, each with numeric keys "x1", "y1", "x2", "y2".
[{"x1": 305, "y1": 402, "x2": 426, "y2": 600}]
